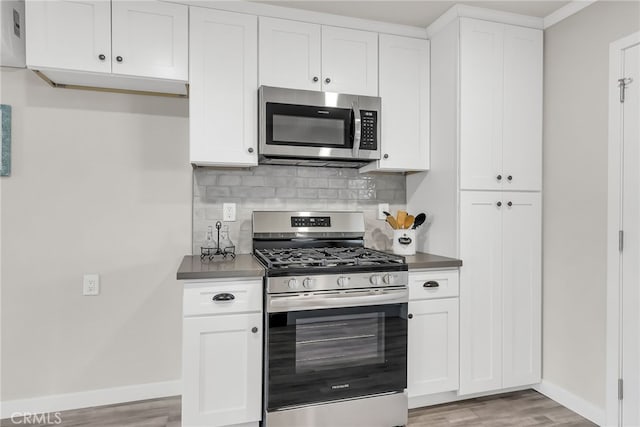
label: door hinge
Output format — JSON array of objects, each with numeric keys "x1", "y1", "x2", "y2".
[
  {"x1": 619, "y1": 378, "x2": 624, "y2": 400},
  {"x1": 619, "y1": 230, "x2": 624, "y2": 252},
  {"x1": 619, "y1": 77, "x2": 633, "y2": 103}
]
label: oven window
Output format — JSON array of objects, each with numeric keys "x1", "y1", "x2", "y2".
[{"x1": 295, "y1": 312, "x2": 384, "y2": 373}]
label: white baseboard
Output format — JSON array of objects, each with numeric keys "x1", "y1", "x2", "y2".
[
  {"x1": 409, "y1": 385, "x2": 532, "y2": 409},
  {"x1": 0, "y1": 380, "x2": 181, "y2": 419},
  {"x1": 534, "y1": 380, "x2": 605, "y2": 426}
]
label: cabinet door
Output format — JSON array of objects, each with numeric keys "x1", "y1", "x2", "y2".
[
  {"x1": 502, "y1": 25, "x2": 543, "y2": 191},
  {"x1": 502, "y1": 192, "x2": 541, "y2": 388},
  {"x1": 377, "y1": 34, "x2": 429, "y2": 171},
  {"x1": 189, "y1": 7, "x2": 258, "y2": 167},
  {"x1": 259, "y1": 17, "x2": 321, "y2": 91},
  {"x1": 25, "y1": 0, "x2": 111, "y2": 73},
  {"x1": 182, "y1": 313, "x2": 262, "y2": 427},
  {"x1": 321, "y1": 26, "x2": 378, "y2": 96},
  {"x1": 408, "y1": 298, "x2": 459, "y2": 396},
  {"x1": 459, "y1": 191, "x2": 503, "y2": 395},
  {"x1": 111, "y1": 1, "x2": 188, "y2": 80},
  {"x1": 459, "y1": 18, "x2": 504, "y2": 191}
]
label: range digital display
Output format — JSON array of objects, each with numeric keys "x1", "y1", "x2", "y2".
[{"x1": 291, "y1": 216, "x2": 331, "y2": 227}]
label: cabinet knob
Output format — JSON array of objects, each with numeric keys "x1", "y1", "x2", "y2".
[
  {"x1": 423, "y1": 281, "x2": 440, "y2": 288},
  {"x1": 507, "y1": 201, "x2": 513, "y2": 207},
  {"x1": 251, "y1": 327, "x2": 258, "y2": 333},
  {"x1": 116, "y1": 56, "x2": 123, "y2": 63},
  {"x1": 383, "y1": 154, "x2": 389, "y2": 159},
  {"x1": 325, "y1": 77, "x2": 331, "y2": 84},
  {"x1": 248, "y1": 147, "x2": 254, "y2": 153},
  {"x1": 497, "y1": 201, "x2": 502, "y2": 207},
  {"x1": 497, "y1": 174, "x2": 502, "y2": 181},
  {"x1": 98, "y1": 54, "x2": 106, "y2": 61},
  {"x1": 507, "y1": 175, "x2": 513, "y2": 181},
  {"x1": 313, "y1": 76, "x2": 319, "y2": 82},
  {"x1": 408, "y1": 313, "x2": 413, "y2": 319}
]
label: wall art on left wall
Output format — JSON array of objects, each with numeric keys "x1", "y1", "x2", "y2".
[{"x1": 1, "y1": 104, "x2": 11, "y2": 176}]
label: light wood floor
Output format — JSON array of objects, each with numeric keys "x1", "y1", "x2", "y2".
[{"x1": 1, "y1": 390, "x2": 595, "y2": 427}]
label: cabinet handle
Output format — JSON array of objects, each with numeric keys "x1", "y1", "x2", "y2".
[
  {"x1": 116, "y1": 56, "x2": 123, "y2": 63},
  {"x1": 497, "y1": 174, "x2": 502, "y2": 181},
  {"x1": 251, "y1": 327, "x2": 258, "y2": 333},
  {"x1": 212, "y1": 293, "x2": 235, "y2": 301},
  {"x1": 98, "y1": 54, "x2": 106, "y2": 61},
  {"x1": 408, "y1": 313, "x2": 413, "y2": 319},
  {"x1": 507, "y1": 175, "x2": 513, "y2": 181},
  {"x1": 507, "y1": 201, "x2": 513, "y2": 207},
  {"x1": 248, "y1": 147, "x2": 254, "y2": 153},
  {"x1": 383, "y1": 154, "x2": 389, "y2": 159},
  {"x1": 497, "y1": 201, "x2": 502, "y2": 207},
  {"x1": 325, "y1": 77, "x2": 331, "y2": 84},
  {"x1": 313, "y1": 76, "x2": 319, "y2": 82},
  {"x1": 423, "y1": 281, "x2": 440, "y2": 288}
]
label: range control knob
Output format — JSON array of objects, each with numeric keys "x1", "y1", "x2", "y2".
[
  {"x1": 303, "y1": 278, "x2": 315, "y2": 289},
  {"x1": 383, "y1": 274, "x2": 396, "y2": 285},
  {"x1": 337, "y1": 276, "x2": 350, "y2": 287},
  {"x1": 369, "y1": 275, "x2": 383, "y2": 285},
  {"x1": 287, "y1": 279, "x2": 299, "y2": 289}
]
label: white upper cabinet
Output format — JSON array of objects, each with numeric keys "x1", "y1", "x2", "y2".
[
  {"x1": 259, "y1": 17, "x2": 321, "y2": 91},
  {"x1": 111, "y1": 1, "x2": 188, "y2": 81},
  {"x1": 459, "y1": 18, "x2": 542, "y2": 191},
  {"x1": 321, "y1": 26, "x2": 378, "y2": 96},
  {"x1": 258, "y1": 18, "x2": 378, "y2": 96},
  {"x1": 26, "y1": 0, "x2": 111, "y2": 73},
  {"x1": 362, "y1": 34, "x2": 429, "y2": 172},
  {"x1": 189, "y1": 7, "x2": 258, "y2": 167}
]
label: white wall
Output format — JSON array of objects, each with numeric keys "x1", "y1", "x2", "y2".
[
  {"x1": 0, "y1": 69, "x2": 191, "y2": 401},
  {"x1": 542, "y1": 0, "x2": 639, "y2": 409}
]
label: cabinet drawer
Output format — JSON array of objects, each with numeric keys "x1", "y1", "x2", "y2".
[
  {"x1": 409, "y1": 270, "x2": 459, "y2": 300},
  {"x1": 184, "y1": 280, "x2": 262, "y2": 316}
]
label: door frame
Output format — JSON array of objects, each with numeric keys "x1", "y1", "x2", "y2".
[{"x1": 606, "y1": 30, "x2": 640, "y2": 427}]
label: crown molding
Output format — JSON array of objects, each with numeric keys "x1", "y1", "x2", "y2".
[{"x1": 543, "y1": 0, "x2": 597, "y2": 29}]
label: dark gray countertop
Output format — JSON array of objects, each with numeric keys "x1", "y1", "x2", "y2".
[
  {"x1": 404, "y1": 252, "x2": 462, "y2": 269},
  {"x1": 176, "y1": 254, "x2": 265, "y2": 280}
]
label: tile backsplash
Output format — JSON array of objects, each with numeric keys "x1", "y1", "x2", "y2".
[{"x1": 193, "y1": 165, "x2": 407, "y2": 254}]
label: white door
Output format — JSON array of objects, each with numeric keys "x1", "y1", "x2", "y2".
[
  {"x1": 408, "y1": 298, "x2": 459, "y2": 396},
  {"x1": 259, "y1": 17, "x2": 321, "y2": 91},
  {"x1": 621, "y1": 40, "x2": 640, "y2": 427},
  {"x1": 502, "y1": 192, "x2": 541, "y2": 388},
  {"x1": 459, "y1": 191, "x2": 503, "y2": 394},
  {"x1": 378, "y1": 34, "x2": 430, "y2": 171},
  {"x1": 189, "y1": 7, "x2": 258, "y2": 167},
  {"x1": 321, "y1": 26, "x2": 378, "y2": 96},
  {"x1": 182, "y1": 313, "x2": 262, "y2": 427},
  {"x1": 111, "y1": 1, "x2": 188, "y2": 80},
  {"x1": 459, "y1": 18, "x2": 504, "y2": 191},
  {"x1": 25, "y1": 0, "x2": 111, "y2": 73},
  {"x1": 502, "y1": 25, "x2": 543, "y2": 191}
]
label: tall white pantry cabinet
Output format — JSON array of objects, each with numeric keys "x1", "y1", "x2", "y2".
[{"x1": 407, "y1": 17, "x2": 542, "y2": 396}]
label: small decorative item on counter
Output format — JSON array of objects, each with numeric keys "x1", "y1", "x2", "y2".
[
  {"x1": 383, "y1": 210, "x2": 427, "y2": 255},
  {"x1": 200, "y1": 221, "x2": 236, "y2": 260}
]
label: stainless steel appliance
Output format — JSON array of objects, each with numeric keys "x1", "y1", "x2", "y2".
[
  {"x1": 259, "y1": 86, "x2": 381, "y2": 167},
  {"x1": 252, "y1": 211, "x2": 409, "y2": 427}
]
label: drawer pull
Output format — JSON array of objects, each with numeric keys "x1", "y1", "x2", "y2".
[
  {"x1": 212, "y1": 293, "x2": 235, "y2": 302},
  {"x1": 423, "y1": 281, "x2": 440, "y2": 288}
]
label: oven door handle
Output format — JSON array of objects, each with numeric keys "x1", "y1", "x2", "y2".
[{"x1": 268, "y1": 288, "x2": 408, "y2": 312}]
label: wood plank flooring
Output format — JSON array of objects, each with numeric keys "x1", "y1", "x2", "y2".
[{"x1": 1, "y1": 389, "x2": 595, "y2": 427}]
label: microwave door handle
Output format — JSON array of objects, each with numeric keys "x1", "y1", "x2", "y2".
[{"x1": 352, "y1": 102, "x2": 361, "y2": 159}]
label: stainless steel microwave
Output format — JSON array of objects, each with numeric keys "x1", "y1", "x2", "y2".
[{"x1": 259, "y1": 86, "x2": 381, "y2": 167}]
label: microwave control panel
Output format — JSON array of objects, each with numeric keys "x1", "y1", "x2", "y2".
[{"x1": 360, "y1": 110, "x2": 378, "y2": 150}]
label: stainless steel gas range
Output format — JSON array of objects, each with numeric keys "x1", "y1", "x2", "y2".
[{"x1": 252, "y1": 211, "x2": 409, "y2": 427}]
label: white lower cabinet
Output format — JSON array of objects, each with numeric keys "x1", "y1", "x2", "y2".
[
  {"x1": 182, "y1": 280, "x2": 263, "y2": 427},
  {"x1": 407, "y1": 270, "x2": 459, "y2": 399}
]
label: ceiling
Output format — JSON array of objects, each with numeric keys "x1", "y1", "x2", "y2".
[{"x1": 252, "y1": 1, "x2": 571, "y2": 27}]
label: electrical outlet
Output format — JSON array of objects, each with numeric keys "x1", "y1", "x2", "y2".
[
  {"x1": 223, "y1": 203, "x2": 236, "y2": 221},
  {"x1": 83, "y1": 274, "x2": 100, "y2": 296},
  {"x1": 378, "y1": 203, "x2": 389, "y2": 220}
]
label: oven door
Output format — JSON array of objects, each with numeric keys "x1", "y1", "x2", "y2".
[{"x1": 265, "y1": 291, "x2": 407, "y2": 411}]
